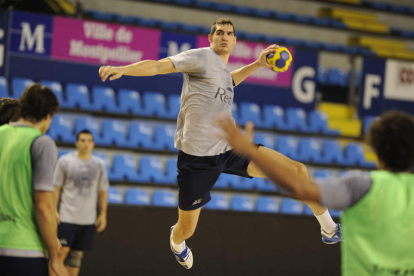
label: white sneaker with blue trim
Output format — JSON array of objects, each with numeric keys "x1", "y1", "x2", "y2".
[{"x1": 170, "y1": 226, "x2": 193, "y2": 269}]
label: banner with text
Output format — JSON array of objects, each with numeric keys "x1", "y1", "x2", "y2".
[{"x1": 359, "y1": 57, "x2": 414, "y2": 116}]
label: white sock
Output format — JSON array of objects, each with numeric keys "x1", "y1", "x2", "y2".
[
  {"x1": 172, "y1": 240, "x2": 186, "y2": 253},
  {"x1": 315, "y1": 209, "x2": 337, "y2": 234}
]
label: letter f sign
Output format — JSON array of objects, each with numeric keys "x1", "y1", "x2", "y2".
[
  {"x1": 363, "y1": 74, "x2": 381, "y2": 109},
  {"x1": 19, "y1": 22, "x2": 45, "y2": 53}
]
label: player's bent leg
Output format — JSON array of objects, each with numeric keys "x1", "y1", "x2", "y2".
[
  {"x1": 170, "y1": 207, "x2": 201, "y2": 269},
  {"x1": 246, "y1": 146, "x2": 341, "y2": 243},
  {"x1": 173, "y1": 207, "x2": 202, "y2": 244},
  {"x1": 66, "y1": 250, "x2": 83, "y2": 276}
]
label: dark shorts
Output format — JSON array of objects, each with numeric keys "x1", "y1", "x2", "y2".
[
  {"x1": 177, "y1": 145, "x2": 262, "y2": 211},
  {"x1": 58, "y1": 222, "x2": 96, "y2": 251},
  {"x1": 0, "y1": 256, "x2": 48, "y2": 276}
]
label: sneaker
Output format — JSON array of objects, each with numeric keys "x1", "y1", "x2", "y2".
[
  {"x1": 322, "y1": 224, "x2": 342, "y2": 244},
  {"x1": 170, "y1": 226, "x2": 193, "y2": 269}
]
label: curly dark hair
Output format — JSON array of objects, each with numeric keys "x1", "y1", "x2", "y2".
[
  {"x1": 367, "y1": 111, "x2": 414, "y2": 172},
  {"x1": 19, "y1": 83, "x2": 59, "y2": 123},
  {"x1": 210, "y1": 18, "x2": 235, "y2": 36},
  {"x1": 0, "y1": 98, "x2": 20, "y2": 126}
]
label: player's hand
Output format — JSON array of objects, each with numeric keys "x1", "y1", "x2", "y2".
[
  {"x1": 95, "y1": 215, "x2": 107, "y2": 233},
  {"x1": 256, "y1": 44, "x2": 280, "y2": 68},
  {"x1": 216, "y1": 115, "x2": 257, "y2": 157},
  {"x1": 99, "y1": 66, "x2": 125, "y2": 82},
  {"x1": 55, "y1": 211, "x2": 60, "y2": 225},
  {"x1": 49, "y1": 258, "x2": 68, "y2": 276}
]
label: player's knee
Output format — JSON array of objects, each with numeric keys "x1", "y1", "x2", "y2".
[
  {"x1": 177, "y1": 225, "x2": 195, "y2": 240},
  {"x1": 66, "y1": 250, "x2": 84, "y2": 268}
]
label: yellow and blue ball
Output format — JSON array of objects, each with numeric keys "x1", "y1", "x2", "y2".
[{"x1": 266, "y1": 47, "x2": 292, "y2": 72}]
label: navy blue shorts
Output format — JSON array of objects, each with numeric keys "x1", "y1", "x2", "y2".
[
  {"x1": 177, "y1": 146, "x2": 262, "y2": 211},
  {"x1": 58, "y1": 223, "x2": 96, "y2": 251}
]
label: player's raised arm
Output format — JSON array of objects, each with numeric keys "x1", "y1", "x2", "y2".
[
  {"x1": 99, "y1": 58, "x2": 177, "y2": 82},
  {"x1": 231, "y1": 44, "x2": 277, "y2": 86}
]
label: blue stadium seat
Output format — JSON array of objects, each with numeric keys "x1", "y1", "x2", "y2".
[
  {"x1": 235, "y1": 6, "x2": 254, "y2": 15},
  {"x1": 100, "y1": 120, "x2": 130, "y2": 147},
  {"x1": 286, "y1": 107, "x2": 310, "y2": 133},
  {"x1": 275, "y1": 12, "x2": 292, "y2": 21},
  {"x1": 91, "y1": 86, "x2": 121, "y2": 113},
  {"x1": 87, "y1": 10, "x2": 114, "y2": 21},
  {"x1": 204, "y1": 193, "x2": 229, "y2": 210},
  {"x1": 0, "y1": 76, "x2": 8, "y2": 98},
  {"x1": 308, "y1": 111, "x2": 340, "y2": 135},
  {"x1": 48, "y1": 115, "x2": 75, "y2": 143},
  {"x1": 230, "y1": 195, "x2": 254, "y2": 212},
  {"x1": 118, "y1": 89, "x2": 143, "y2": 115},
  {"x1": 152, "y1": 190, "x2": 177, "y2": 207},
  {"x1": 165, "y1": 94, "x2": 181, "y2": 119},
  {"x1": 65, "y1": 83, "x2": 92, "y2": 110},
  {"x1": 12, "y1": 78, "x2": 33, "y2": 98},
  {"x1": 239, "y1": 102, "x2": 265, "y2": 127},
  {"x1": 74, "y1": 117, "x2": 103, "y2": 145},
  {"x1": 40, "y1": 80, "x2": 70, "y2": 108},
  {"x1": 327, "y1": 68, "x2": 346, "y2": 86},
  {"x1": 107, "y1": 187, "x2": 123, "y2": 204},
  {"x1": 142, "y1": 92, "x2": 168, "y2": 118},
  {"x1": 280, "y1": 198, "x2": 303, "y2": 215},
  {"x1": 363, "y1": 116, "x2": 377, "y2": 134},
  {"x1": 153, "y1": 124, "x2": 177, "y2": 151},
  {"x1": 125, "y1": 188, "x2": 150, "y2": 206},
  {"x1": 214, "y1": 173, "x2": 237, "y2": 190},
  {"x1": 231, "y1": 177, "x2": 254, "y2": 191},
  {"x1": 215, "y1": 3, "x2": 234, "y2": 12},
  {"x1": 155, "y1": 158, "x2": 177, "y2": 185},
  {"x1": 256, "y1": 196, "x2": 278, "y2": 213},
  {"x1": 232, "y1": 103, "x2": 241, "y2": 124},
  {"x1": 255, "y1": 179, "x2": 277, "y2": 192},
  {"x1": 253, "y1": 9, "x2": 273, "y2": 18},
  {"x1": 174, "y1": 0, "x2": 194, "y2": 6},
  {"x1": 317, "y1": 140, "x2": 346, "y2": 165},
  {"x1": 114, "y1": 14, "x2": 136, "y2": 24},
  {"x1": 181, "y1": 24, "x2": 202, "y2": 33},
  {"x1": 128, "y1": 122, "x2": 155, "y2": 149},
  {"x1": 303, "y1": 205, "x2": 314, "y2": 216},
  {"x1": 58, "y1": 150, "x2": 71, "y2": 159},
  {"x1": 312, "y1": 18, "x2": 330, "y2": 26},
  {"x1": 343, "y1": 143, "x2": 376, "y2": 168},
  {"x1": 291, "y1": 14, "x2": 312, "y2": 24},
  {"x1": 296, "y1": 138, "x2": 321, "y2": 163},
  {"x1": 276, "y1": 135, "x2": 299, "y2": 160},
  {"x1": 313, "y1": 169, "x2": 334, "y2": 180},
  {"x1": 136, "y1": 18, "x2": 161, "y2": 28},
  {"x1": 254, "y1": 133, "x2": 275, "y2": 149},
  {"x1": 262, "y1": 105, "x2": 287, "y2": 130},
  {"x1": 92, "y1": 152, "x2": 111, "y2": 173},
  {"x1": 159, "y1": 21, "x2": 181, "y2": 31},
  {"x1": 136, "y1": 156, "x2": 164, "y2": 183},
  {"x1": 112, "y1": 154, "x2": 140, "y2": 182}
]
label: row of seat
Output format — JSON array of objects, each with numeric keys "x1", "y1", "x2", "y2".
[
  {"x1": 107, "y1": 187, "x2": 341, "y2": 216},
  {"x1": 51, "y1": 114, "x2": 375, "y2": 168},
  {"x1": 56, "y1": 147, "x2": 362, "y2": 192},
  {"x1": 83, "y1": 9, "x2": 377, "y2": 56},
  {"x1": 361, "y1": 0, "x2": 414, "y2": 16},
  {"x1": 0, "y1": 77, "x2": 341, "y2": 135},
  {"x1": 86, "y1": 0, "x2": 414, "y2": 40},
  {"x1": 318, "y1": 67, "x2": 362, "y2": 87}
]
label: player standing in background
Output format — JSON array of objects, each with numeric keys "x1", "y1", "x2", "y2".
[
  {"x1": 99, "y1": 18, "x2": 340, "y2": 269},
  {"x1": 0, "y1": 97, "x2": 21, "y2": 126},
  {"x1": 0, "y1": 84, "x2": 67, "y2": 276},
  {"x1": 54, "y1": 129, "x2": 109, "y2": 276},
  {"x1": 218, "y1": 111, "x2": 414, "y2": 276}
]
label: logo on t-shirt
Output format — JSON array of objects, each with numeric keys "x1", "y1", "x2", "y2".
[{"x1": 215, "y1": 86, "x2": 233, "y2": 105}]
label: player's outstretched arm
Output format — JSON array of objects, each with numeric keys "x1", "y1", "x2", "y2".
[
  {"x1": 231, "y1": 44, "x2": 278, "y2": 86},
  {"x1": 217, "y1": 116, "x2": 320, "y2": 202},
  {"x1": 99, "y1": 58, "x2": 177, "y2": 82}
]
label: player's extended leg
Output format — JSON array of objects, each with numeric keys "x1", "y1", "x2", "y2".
[
  {"x1": 66, "y1": 250, "x2": 83, "y2": 276},
  {"x1": 246, "y1": 146, "x2": 341, "y2": 243},
  {"x1": 170, "y1": 207, "x2": 201, "y2": 269}
]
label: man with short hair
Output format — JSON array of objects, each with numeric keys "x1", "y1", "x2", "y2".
[
  {"x1": 218, "y1": 111, "x2": 414, "y2": 276},
  {"x1": 54, "y1": 129, "x2": 109, "y2": 276},
  {"x1": 99, "y1": 18, "x2": 339, "y2": 269},
  {"x1": 0, "y1": 97, "x2": 21, "y2": 126},
  {"x1": 0, "y1": 84, "x2": 67, "y2": 276}
]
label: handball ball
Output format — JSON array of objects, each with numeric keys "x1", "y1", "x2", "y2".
[{"x1": 266, "y1": 47, "x2": 292, "y2": 72}]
